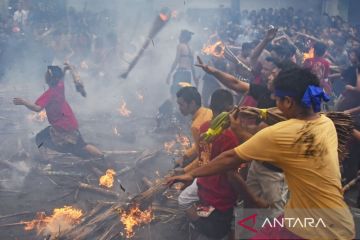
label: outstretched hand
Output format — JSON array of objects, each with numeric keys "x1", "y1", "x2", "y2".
[
  {"x1": 166, "y1": 173, "x2": 194, "y2": 187},
  {"x1": 229, "y1": 108, "x2": 242, "y2": 132},
  {"x1": 13, "y1": 97, "x2": 26, "y2": 106},
  {"x1": 195, "y1": 56, "x2": 216, "y2": 74},
  {"x1": 265, "y1": 27, "x2": 278, "y2": 41}
]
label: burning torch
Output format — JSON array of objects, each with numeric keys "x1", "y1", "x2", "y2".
[{"x1": 119, "y1": 7, "x2": 172, "y2": 79}]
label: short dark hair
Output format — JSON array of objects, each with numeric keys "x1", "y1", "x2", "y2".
[
  {"x1": 273, "y1": 67, "x2": 320, "y2": 105},
  {"x1": 313, "y1": 42, "x2": 327, "y2": 57},
  {"x1": 46, "y1": 66, "x2": 64, "y2": 87},
  {"x1": 179, "y1": 29, "x2": 193, "y2": 43},
  {"x1": 266, "y1": 58, "x2": 298, "y2": 71},
  {"x1": 210, "y1": 89, "x2": 234, "y2": 113},
  {"x1": 176, "y1": 87, "x2": 201, "y2": 106},
  {"x1": 270, "y1": 42, "x2": 295, "y2": 60}
]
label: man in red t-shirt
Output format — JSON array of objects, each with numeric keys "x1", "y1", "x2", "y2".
[
  {"x1": 13, "y1": 65, "x2": 103, "y2": 159},
  {"x1": 303, "y1": 42, "x2": 331, "y2": 95},
  {"x1": 175, "y1": 89, "x2": 237, "y2": 239},
  {"x1": 177, "y1": 89, "x2": 266, "y2": 239}
]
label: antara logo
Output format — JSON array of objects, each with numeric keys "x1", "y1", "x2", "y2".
[
  {"x1": 237, "y1": 214, "x2": 327, "y2": 233},
  {"x1": 237, "y1": 214, "x2": 258, "y2": 233},
  {"x1": 262, "y1": 218, "x2": 327, "y2": 228}
]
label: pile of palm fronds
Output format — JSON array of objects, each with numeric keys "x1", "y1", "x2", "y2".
[
  {"x1": 240, "y1": 107, "x2": 354, "y2": 160},
  {"x1": 208, "y1": 107, "x2": 354, "y2": 161}
]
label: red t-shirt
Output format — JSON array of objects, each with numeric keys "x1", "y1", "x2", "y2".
[
  {"x1": 303, "y1": 57, "x2": 331, "y2": 94},
  {"x1": 35, "y1": 80, "x2": 79, "y2": 131},
  {"x1": 197, "y1": 121, "x2": 239, "y2": 212}
]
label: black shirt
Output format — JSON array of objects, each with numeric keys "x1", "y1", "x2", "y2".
[
  {"x1": 249, "y1": 83, "x2": 276, "y2": 108},
  {"x1": 341, "y1": 66, "x2": 357, "y2": 87}
]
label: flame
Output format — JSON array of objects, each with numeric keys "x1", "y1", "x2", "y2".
[
  {"x1": 80, "y1": 61, "x2": 89, "y2": 69},
  {"x1": 178, "y1": 82, "x2": 192, "y2": 88},
  {"x1": 120, "y1": 205, "x2": 153, "y2": 238},
  {"x1": 173, "y1": 183, "x2": 183, "y2": 190},
  {"x1": 176, "y1": 134, "x2": 190, "y2": 149},
  {"x1": 303, "y1": 47, "x2": 314, "y2": 61},
  {"x1": 99, "y1": 169, "x2": 116, "y2": 188},
  {"x1": 118, "y1": 98, "x2": 131, "y2": 117},
  {"x1": 202, "y1": 40, "x2": 225, "y2": 58},
  {"x1": 159, "y1": 13, "x2": 169, "y2": 22},
  {"x1": 136, "y1": 91, "x2": 144, "y2": 102},
  {"x1": 163, "y1": 140, "x2": 176, "y2": 154},
  {"x1": 23, "y1": 206, "x2": 83, "y2": 239},
  {"x1": 164, "y1": 134, "x2": 190, "y2": 155},
  {"x1": 171, "y1": 10, "x2": 177, "y2": 19},
  {"x1": 28, "y1": 110, "x2": 47, "y2": 122}
]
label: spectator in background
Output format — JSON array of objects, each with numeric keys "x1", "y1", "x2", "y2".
[{"x1": 303, "y1": 42, "x2": 331, "y2": 96}]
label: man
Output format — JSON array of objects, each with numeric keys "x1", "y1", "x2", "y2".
[
  {"x1": 303, "y1": 42, "x2": 331, "y2": 95},
  {"x1": 177, "y1": 89, "x2": 238, "y2": 239},
  {"x1": 178, "y1": 89, "x2": 267, "y2": 239},
  {"x1": 13, "y1": 65, "x2": 103, "y2": 159},
  {"x1": 175, "y1": 87, "x2": 212, "y2": 167},
  {"x1": 169, "y1": 67, "x2": 355, "y2": 239},
  {"x1": 166, "y1": 30, "x2": 198, "y2": 96},
  {"x1": 335, "y1": 48, "x2": 360, "y2": 111},
  {"x1": 196, "y1": 57, "x2": 293, "y2": 217},
  {"x1": 196, "y1": 56, "x2": 277, "y2": 109}
]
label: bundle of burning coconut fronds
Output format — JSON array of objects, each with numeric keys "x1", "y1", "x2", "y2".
[
  {"x1": 58, "y1": 171, "x2": 178, "y2": 240},
  {"x1": 203, "y1": 106, "x2": 354, "y2": 161}
]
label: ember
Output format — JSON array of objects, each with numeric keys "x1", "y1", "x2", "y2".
[
  {"x1": 99, "y1": 169, "x2": 116, "y2": 188},
  {"x1": 23, "y1": 206, "x2": 83, "y2": 239},
  {"x1": 27, "y1": 110, "x2": 47, "y2": 122},
  {"x1": 80, "y1": 60, "x2": 89, "y2": 69},
  {"x1": 136, "y1": 91, "x2": 144, "y2": 102},
  {"x1": 163, "y1": 140, "x2": 176, "y2": 154},
  {"x1": 120, "y1": 205, "x2": 153, "y2": 238},
  {"x1": 202, "y1": 40, "x2": 225, "y2": 58},
  {"x1": 118, "y1": 98, "x2": 132, "y2": 117},
  {"x1": 176, "y1": 134, "x2": 190, "y2": 149},
  {"x1": 171, "y1": 10, "x2": 178, "y2": 19},
  {"x1": 159, "y1": 13, "x2": 169, "y2": 22},
  {"x1": 303, "y1": 47, "x2": 314, "y2": 61}
]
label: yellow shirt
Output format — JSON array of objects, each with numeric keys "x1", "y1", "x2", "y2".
[
  {"x1": 234, "y1": 115, "x2": 354, "y2": 240},
  {"x1": 184, "y1": 107, "x2": 213, "y2": 159}
]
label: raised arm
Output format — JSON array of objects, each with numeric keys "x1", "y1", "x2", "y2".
[
  {"x1": 249, "y1": 27, "x2": 278, "y2": 67},
  {"x1": 196, "y1": 56, "x2": 250, "y2": 93}
]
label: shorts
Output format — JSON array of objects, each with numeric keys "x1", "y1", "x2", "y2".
[
  {"x1": 170, "y1": 69, "x2": 192, "y2": 96},
  {"x1": 36, "y1": 126, "x2": 88, "y2": 158},
  {"x1": 246, "y1": 161, "x2": 288, "y2": 218},
  {"x1": 193, "y1": 207, "x2": 233, "y2": 239},
  {"x1": 178, "y1": 179, "x2": 199, "y2": 210}
]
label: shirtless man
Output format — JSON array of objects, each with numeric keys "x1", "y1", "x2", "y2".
[{"x1": 166, "y1": 30, "x2": 198, "y2": 96}]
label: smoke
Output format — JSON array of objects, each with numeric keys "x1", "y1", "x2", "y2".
[{"x1": 0, "y1": 160, "x2": 32, "y2": 190}]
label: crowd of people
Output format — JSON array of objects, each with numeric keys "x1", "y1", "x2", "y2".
[
  {"x1": 0, "y1": 0, "x2": 124, "y2": 82},
  {"x1": 5, "y1": 1, "x2": 360, "y2": 239},
  {"x1": 165, "y1": 5, "x2": 360, "y2": 240}
]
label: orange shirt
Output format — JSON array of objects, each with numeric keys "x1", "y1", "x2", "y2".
[{"x1": 184, "y1": 107, "x2": 213, "y2": 159}]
